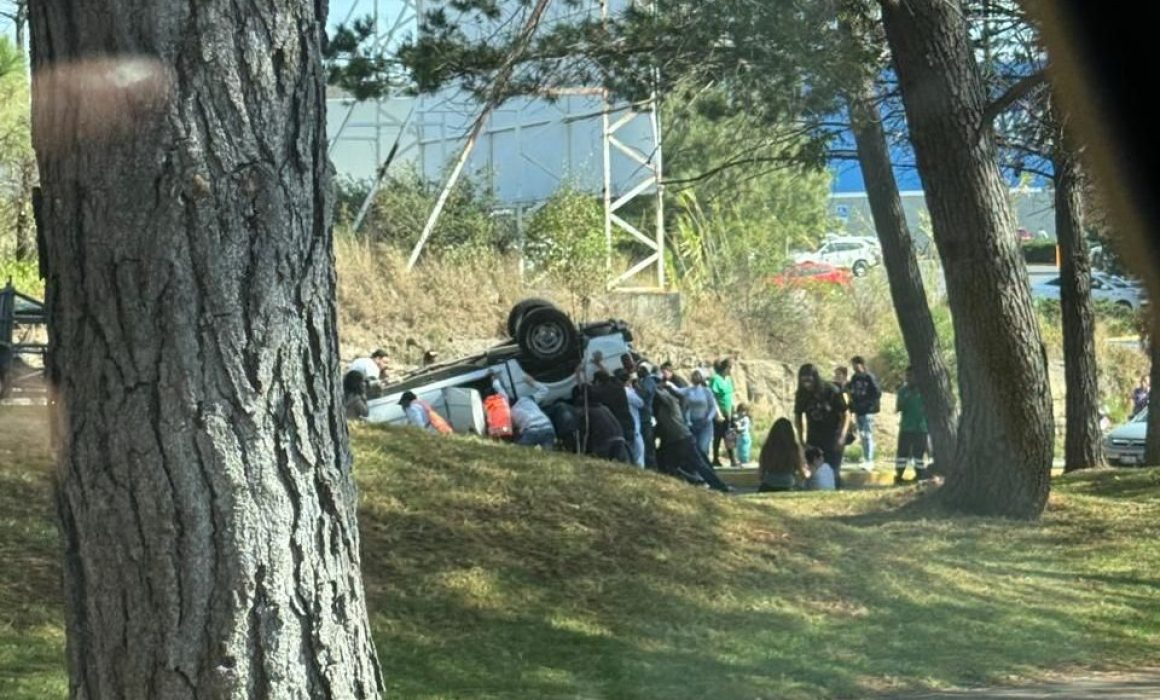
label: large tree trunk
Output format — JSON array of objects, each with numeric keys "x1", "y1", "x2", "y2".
[
  {"x1": 846, "y1": 81, "x2": 960, "y2": 472},
  {"x1": 880, "y1": 0, "x2": 1054, "y2": 518},
  {"x1": 30, "y1": 2, "x2": 385, "y2": 698},
  {"x1": 1054, "y1": 140, "x2": 1104, "y2": 471}
]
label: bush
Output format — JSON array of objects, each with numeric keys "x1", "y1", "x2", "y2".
[
  {"x1": 349, "y1": 166, "x2": 517, "y2": 255},
  {"x1": 0, "y1": 258, "x2": 42, "y2": 299},
  {"x1": 1021, "y1": 241, "x2": 1058, "y2": 265},
  {"x1": 523, "y1": 187, "x2": 607, "y2": 316}
]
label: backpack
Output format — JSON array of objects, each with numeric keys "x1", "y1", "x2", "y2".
[{"x1": 484, "y1": 394, "x2": 514, "y2": 438}]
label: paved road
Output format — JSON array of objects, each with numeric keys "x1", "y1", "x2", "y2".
[{"x1": 897, "y1": 670, "x2": 1160, "y2": 699}]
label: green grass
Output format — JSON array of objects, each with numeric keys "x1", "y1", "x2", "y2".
[{"x1": 3, "y1": 407, "x2": 1160, "y2": 698}]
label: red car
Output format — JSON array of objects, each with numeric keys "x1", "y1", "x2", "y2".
[{"x1": 771, "y1": 262, "x2": 853, "y2": 288}]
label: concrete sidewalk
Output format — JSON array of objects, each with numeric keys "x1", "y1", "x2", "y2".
[{"x1": 897, "y1": 669, "x2": 1160, "y2": 699}]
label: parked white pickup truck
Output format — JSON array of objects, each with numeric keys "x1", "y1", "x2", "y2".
[{"x1": 365, "y1": 299, "x2": 637, "y2": 432}]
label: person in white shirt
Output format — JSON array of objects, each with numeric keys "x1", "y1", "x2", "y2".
[
  {"x1": 622, "y1": 373, "x2": 647, "y2": 468},
  {"x1": 804, "y1": 445, "x2": 836, "y2": 491},
  {"x1": 350, "y1": 349, "x2": 389, "y2": 382},
  {"x1": 491, "y1": 373, "x2": 556, "y2": 450}
]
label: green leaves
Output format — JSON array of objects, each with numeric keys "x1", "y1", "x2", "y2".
[{"x1": 523, "y1": 186, "x2": 606, "y2": 309}]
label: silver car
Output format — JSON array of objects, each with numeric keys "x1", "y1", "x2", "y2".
[{"x1": 1104, "y1": 409, "x2": 1148, "y2": 466}]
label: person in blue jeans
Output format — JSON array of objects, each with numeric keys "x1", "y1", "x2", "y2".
[
  {"x1": 491, "y1": 373, "x2": 556, "y2": 450},
  {"x1": 846, "y1": 356, "x2": 882, "y2": 469},
  {"x1": 666, "y1": 369, "x2": 717, "y2": 460}
]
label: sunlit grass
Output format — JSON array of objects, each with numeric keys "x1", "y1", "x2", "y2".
[{"x1": 2, "y1": 407, "x2": 1159, "y2": 698}]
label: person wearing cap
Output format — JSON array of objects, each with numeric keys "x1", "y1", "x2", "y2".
[
  {"x1": 399, "y1": 391, "x2": 431, "y2": 431},
  {"x1": 490, "y1": 373, "x2": 556, "y2": 450},
  {"x1": 350, "y1": 349, "x2": 389, "y2": 382}
]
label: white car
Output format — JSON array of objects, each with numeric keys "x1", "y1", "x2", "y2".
[
  {"x1": 365, "y1": 299, "x2": 637, "y2": 430},
  {"x1": 1030, "y1": 275, "x2": 1145, "y2": 311},
  {"x1": 793, "y1": 237, "x2": 881, "y2": 277}
]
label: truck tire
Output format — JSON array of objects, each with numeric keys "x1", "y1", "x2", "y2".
[
  {"x1": 506, "y1": 298, "x2": 554, "y2": 338},
  {"x1": 516, "y1": 306, "x2": 581, "y2": 367}
]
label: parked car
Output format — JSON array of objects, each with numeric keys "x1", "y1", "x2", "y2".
[
  {"x1": 1104, "y1": 409, "x2": 1148, "y2": 467},
  {"x1": 0, "y1": 283, "x2": 47, "y2": 399},
  {"x1": 1030, "y1": 275, "x2": 1145, "y2": 311},
  {"x1": 793, "y1": 237, "x2": 880, "y2": 277},
  {"x1": 365, "y1": 299, "x2": 636, "y2": 429},
  {"x1": 771, "y1": 262, "x2": 853, "y2": 289}
]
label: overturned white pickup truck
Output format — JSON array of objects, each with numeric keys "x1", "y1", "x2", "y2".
[{"x1": 366, "y1": 299, "x2": 637, "y2": 432}]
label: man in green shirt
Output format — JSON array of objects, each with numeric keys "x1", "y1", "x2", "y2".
[
  {"x1": 894, "y1": 366, "x2": 931, "y2": 484},
  {"x1": 708, "y1": 358, "x2": 738, "y2": 467}
]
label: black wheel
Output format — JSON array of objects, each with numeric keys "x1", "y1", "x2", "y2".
[
  {"x1": 852, "y1": 260, "x2": 869, "y2": 277},
  {"x1": 516, "y1": 306, "x2": 581, "y2": 366},
  {"x1": 506, "y1": 298, "x2": 555, "y2": 338}
]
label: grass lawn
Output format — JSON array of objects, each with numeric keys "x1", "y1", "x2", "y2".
[{"x1": 2, "y1": 405, "x2": 1159, "y2": 698}]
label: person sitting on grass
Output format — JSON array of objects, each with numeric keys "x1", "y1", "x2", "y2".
[
  {"x1": 757, "y1": 418, "x2": 808, "y2": 493},
  {"x1": 804, "y1": 446, "x2": 835, "y2": 491}
]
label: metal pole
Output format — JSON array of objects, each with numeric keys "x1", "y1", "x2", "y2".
[
  {"x1": 406, "y1": 117, "x2": 488, "y2": 268},
  {"x1": 407, "y1": 0, "x2": 555, "y2": 269},
  {"x1": 601, "y1": 0, "x2": 614, "y2": 286}
]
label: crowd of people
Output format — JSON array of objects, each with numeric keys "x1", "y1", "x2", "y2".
[{"x1": 342, "y1": 346, "x2": 936, "y2": 494}]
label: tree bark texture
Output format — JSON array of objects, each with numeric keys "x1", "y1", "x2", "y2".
[
  {"x1": 881, "y1": 0, "x2": 1054, "y2": 518},
  {"x1": 1054, "y1": 141, "x2": 1104, "y2": 471},
  {"x1": 846, "y1": 80, "x2": 960, "y2": 472},
  {"x1": 30, "y1": 1, "x2": 385, "y2": 697}
]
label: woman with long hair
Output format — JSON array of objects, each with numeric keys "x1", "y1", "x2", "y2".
[{"x1": 758, "y1": 418, "x2": 807, "y2": 492}]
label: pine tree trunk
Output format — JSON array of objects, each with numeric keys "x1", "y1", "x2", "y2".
[
  {"x1": 29, "y1": 1, "x2": 385, "y2": 697},
  {"x1": 846, "y1": 81, "x2": 959, "y2": 471},
  {"x1": 881, "y1": 0, "x2": 1054, "y2": 518},
  {"x1": 1054, "y1": 141, "x2": 1104, "y2": 471}
]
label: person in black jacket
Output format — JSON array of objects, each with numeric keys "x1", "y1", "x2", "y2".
[
  {"x1": 793, "y1": 363, "x2": 849, "y2": 489},
  {"x1": 847, "y1": 356, "x2": 883, "y2": 469},
  {"x1": 653, "y1": 387, "x2": 732, "y2": 492},
  {"x1": 571, "y1": 385, "x2": 631, "y2": 463}
]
